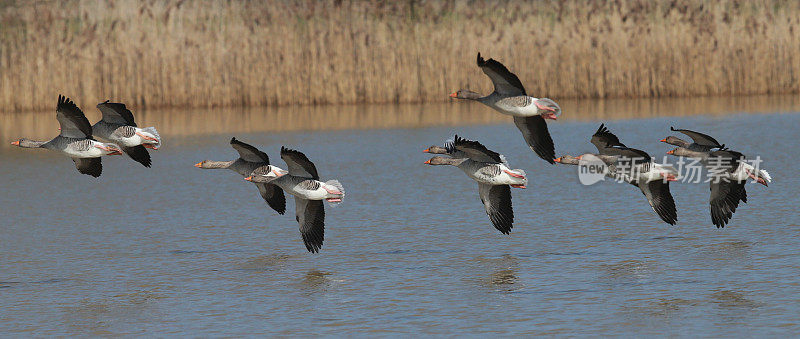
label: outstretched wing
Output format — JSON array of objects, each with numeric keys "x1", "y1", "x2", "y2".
[
  {"x1": 670, "y1": 127, "x2": 722, "y2": 147},
  {"x1": 638, "y1": 180, "x2": 678, "y2": 225},
  {"x1": 57, "y1": 95, "x2": 92, "y2": 138},
  {"x1": 122, "y1": 145, "x2": 151, "y2": 167},
  {"x1": 280, "y1": 146, "x2": 319, "y2": 179},
  {"x1": 97, "y1": 101, "x2": 137, "y2": 126},
  {"x1": 478, "y1": 184, "x2": 514, "y2": 234},
  {"x1": 295, "y1": 197, "x2": 325, "y2": 253},
  {"x1": 710, "y1": 178, "x2": 746, "y2": 228},
  {"x1": 451, "y1": 135, "x2": 502, "y2": 163},
  {"x1": 476, "y1": 53, "x2": 526, "y2": 96},
  {"x1": 72, "y1": 157, "x2": 102, "y2": 177},
  {"x1": 256, "y1": 183, "x2": 286, "y2": 215},
  {"x1": 513, "y1": 116, "x2": 555, "y2": 164},
  {"x1": 591, "y1": 123, "x2": 626, "y2": 153},
  {"x1": 230, "y1": 137, "x2": 270, "y2": 163}
]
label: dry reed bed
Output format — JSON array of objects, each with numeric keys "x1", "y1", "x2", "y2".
[{"x1": 2, "y1": 0, "x2": 800, "y2": 112}]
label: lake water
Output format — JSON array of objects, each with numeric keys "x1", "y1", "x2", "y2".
[{"x1": 1, "y1": 97, "x2": 799, "y2": 336}]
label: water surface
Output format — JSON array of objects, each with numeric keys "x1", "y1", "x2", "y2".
[{"x1": 1, "y1": 98, "x2": 799, "y2": 336}]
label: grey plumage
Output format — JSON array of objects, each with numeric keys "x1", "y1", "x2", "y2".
[
  {"x1": 295, "y1": 197, "x2": 325, "y2": 253},
  {"x1": 478, "y1": 184, "x2": 514, "y2": 234},
  {"x1": 513, "y1": 116, "x2": 555, "y2": 163}
]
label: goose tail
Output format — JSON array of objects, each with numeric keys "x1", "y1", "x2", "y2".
[{"x1": 324, "y1": 180, "x2": 345, "y2": 206}]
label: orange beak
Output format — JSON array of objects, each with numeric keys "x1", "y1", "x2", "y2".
[
  {"x1": 666, "y1": 150, "x2": 674, "y2": 155},
  {"x1": 244, "y1": 176, "x2": 253, "y2": 181},
  {"x1": 11, "y1": 140, "x2": 19, "y2": 146},
  {"x1": 424, "y1": 159, "x2": 431, "y2": 164},
  {"x1": 423, "y1": 148, "x2": 430, "y2": 153},
  {"x1": 554, "y1": 157, "x2": 562, "y2": 163},
  {"x1": 660, "y1": 138, "x2": 667, "y2": 143},
  {"x1": 449, "y1": 92, "x2": 457, "y2": 98},
  {"x1": 194, "y1": 162, "x2": 203, "y2": 168}
]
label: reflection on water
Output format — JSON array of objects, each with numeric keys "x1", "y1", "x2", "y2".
[
  {"x1": 237, "y1": 254, "x2": 297, "y2": 271},
  {"x1": 709, "y1": 290, "x2": 760, "y2": 309},
  {"x1": 61, "y1": 291, "x2": 161, "y2": 335},
  {"x1": 3, "y1": 94, "x2": 800, "y2": 148},
  {"x1": 466, "y1": 255, "x2": 522, "y2": 292},
  {"x1": 294, "y1": 270, "x2": 335, "y2": 295},
  {"x1": 600, "y1": 260, "x2": 656, "y2": 280}
]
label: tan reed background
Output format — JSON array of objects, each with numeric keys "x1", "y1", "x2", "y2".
[{"x1": 2, "y1": 0, "x2": 800, "y2": 112}]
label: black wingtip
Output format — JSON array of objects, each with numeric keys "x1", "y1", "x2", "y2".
[
  {"x1": 230, "y1": 137, "x2": 237, "y2": 144},
  {"x1": 670, "y1": 126, "x2": 678, "y2": 131},
  {"x1": 124, "y1": 145, "x2": 152, "y2": 168},
  {"x1": 302, "y1": 235, "x2": 323, "y2": 253},
  {"x1": 477, "y1": 52, "x2": 484, "y2": 66}
]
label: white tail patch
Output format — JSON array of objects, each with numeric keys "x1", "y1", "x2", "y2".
[
  {"x1": 140, "y1": 127, "x2": 161, "y2": 148},
  {"x1": 760, "y1": 169, "x2": 772, "y2": 182},
  {"x1": 324, "y1": 180, "x2": 345, "y2": 206}
]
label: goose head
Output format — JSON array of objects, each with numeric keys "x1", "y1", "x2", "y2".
[
  {"x1": 245, "y1": 165, "x2": 288, "y2": 183},
  {"x1": 423, "y1": 145, "x2": 449, "y2": 154},
  {"x1": 554, "y1": 155, "x2": 580, "y2": 165},
  {"x1": 449, "y1": 89, "x2": 481, "y2": 100},
  {"x1": 423, "y1": 156, "x2": 462, "y2": 166},
  {"x1": 660, "y1": 136, "x2": 689, "y2": 147},
  {"x1": 666, "y1": 147, "x2": 694, "y2": 157},
  {"x1": 10, "y1": 138, "x2": 44, "y2": 148}
]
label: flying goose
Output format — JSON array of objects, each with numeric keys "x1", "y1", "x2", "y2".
[
  {"x1": 10, "y1": 95, "x2": 122, "y2": 177},
  {"x1": 661, "y1": 127, "x2": 724, "y2": 152},
  {"x1": 195, "y1": 137, "x2": 286, "y2": 215},
  {"x1": 667, "y1": 147, "x2": 769, "y2": 228},
  {"x1": 663, "y1": 127, "x2": 770, "y2": 186},
  {"x1": 555, "y1": 127, "x2": 679, "y2": 225},
  {"x1": 245, "y1": 147, "x2": 345, "y2": 253},
  {"x1": 450, "y1": 53, "x2": 560, "y2": 164},
  {"x1": 424, "y1": 135, "x2": 528, "y2": 234},
  {"x1": 92, "y1": 100, "x2": 161, "y2": 167}
]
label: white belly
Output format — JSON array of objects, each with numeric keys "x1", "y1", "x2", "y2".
[{"x1": 63, "y1": 147, "x2": 104, "y2": 158}]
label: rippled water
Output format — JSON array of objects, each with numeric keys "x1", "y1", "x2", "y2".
[{"x1": 1, "y1": 99, "x2": 799, "y2": 335}]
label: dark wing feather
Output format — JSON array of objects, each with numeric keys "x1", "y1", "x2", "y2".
[
  {"x1": 709, "y1": 179, "x2": 746, "y2": 228},
  {"x1": 281, "y1": 146, "x2": 319, "y2": 179},
  {"x1": 638, "y1": 180, "x2": 678, "y2": 225},
  {"x1": 451, "y1": 135, "x2": 502, "y2": 163},
  {"x1": 57, "y1": 95, "x2": 92, "y2": 138},
  {"x1": 591, "y1": 123, "x2": 626, "y2": 153},
  {"x1": 257, "y1": 183, "x2": 286, "y2": 215},
  {"x1": 295, "y1": 197, "x2": 324, "y2": 253},
  {"x1": 230, "y1": 137, "x2": 270, "y2": 163},
  {"x1": 72, "y1": 157, "x2": 102, "y2": 177},
  {"x1": 96, "y1": 101, "x2": 137, "y2": 126},
  {"x1": 122, "y1": 145, "x2": 151, "y2": 167},
  {"x1": 513, "y1": 116, "x2": 555, "y2": 164},
  {"x1": 476, "y1": 53, "x2": 526, "y2": 96},
  {"x1": 603, "y1": 146, "x2": 652, "y2": 163},
  {"x1": 670, "y1": 127, "x2": 722, "y2": 147},
  {"x1": 478, "y1": 184, "x2": 514, "y2": 234}
]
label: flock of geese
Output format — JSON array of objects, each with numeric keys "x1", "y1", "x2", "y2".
[{"x1": 10, "y1": 53, "x2": 772, "y2": 253}]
